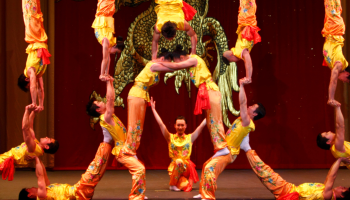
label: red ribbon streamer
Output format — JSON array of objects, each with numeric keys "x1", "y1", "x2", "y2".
[
  {"x1": 194, "y1": 82, "x2": 211, "y2": 115},
  {"x1": 182, "y1": 1, "x2": 197, "y2": 22},
  {"x1": 2, "y1": 157, "x2": 14, "y2": 181},
  {"x1": 37, "y1": 48, "x2": 52, "y2": 65}
]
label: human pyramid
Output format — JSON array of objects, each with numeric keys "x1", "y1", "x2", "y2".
[{"x1": 1, "y1": 0, "x2": 349, "y2": 199}]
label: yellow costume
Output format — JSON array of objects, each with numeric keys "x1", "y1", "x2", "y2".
[
  {"x1": 230, "y1": 30, "x2": 255, "y2": 60},
  {"x1": 0, "y1": 140, "x2": 43, "y2": 169},
  {"x1": 330, "y1": 141, "x2": 350, "y2": 169},
  {"x1": 24, "y1": 43, "x2": 48, "y2": 78},
  {"x1": 247, "y1": 150, "x2": 335, "y2": 200},
  {"x1": 38, "y1": 143, "x2": 111, "y2": 200},
  {"x1": 92, "y1": 0, "x2": 116, "y2": 47},
  {"x1": 99, "y1": 114, "x2": 126, "y2": 157},
  {"x1": 155, "y1": 0, "x2": 185, "y2": 32},
  {"x1": 322, "y1": 0, "x2": 348, "y2": 70},
  {"x1": 226, "y1": 117, "x2": 255, "y2": 156}
]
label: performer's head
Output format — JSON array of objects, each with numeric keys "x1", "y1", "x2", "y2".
[
  {"x1": 333, "y1": 186, "x2": 350, "y2": 199},
  {"x1": 338, "y1": 67, "x2": 350, "y2": 83},
  {"x1": 19, "y1": 188, "x2": 37, "y2": 200},
  {"x1": 158, "y1": 48, "x2": 173, "y2": 62},
  {"x1": 174, "y1": 116, "x2": 187, "y2": 135},
  {"x1": 222, "y1": 50, "x2": 240, "y2": 65},
  {"x1": 86, "y1": 98, "x2": 104, "y2": 118},
  {"x1": 248, "y1": 103, "x2": 265, "y2": 121},
  {"x1": 161, "y1": 21, "x2": 177, "y2": 40},
  {"x1": 316, "y1": 131, "x2": 335, "y2": 150},
  {"x1": 110, "y1": 36, "x2": 125, "y2": 54},
  {"x1": 39, "y1": 137, "x2": 59, "y2": 154},
  {"x1": 172, "y1": 45, "x2": 188, "y2": 62},
  {"x1": 18, "y1": 74, "x2": 30, "y2": 92}
]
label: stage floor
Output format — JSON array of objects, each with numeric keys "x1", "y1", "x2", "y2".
[{"x1": 1, "y1": 169, "x2": 349, "y2": 199}]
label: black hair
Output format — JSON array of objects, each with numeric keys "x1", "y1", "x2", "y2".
[
  {"x1": 172, "y1": 45, "x2": 188, "y2": 59},
  {"x1": 161, "y1": 21, "x2": 177, "y2": 39},
  {"x1": 158, "y1": 48, "x2": 173, "y2": 61},
  {"x1": 115, "y1": 36, "x2": 125, "y2": 52},
  {"x1": 19, "y1": 188, "x2": 34, "y2": 200},
  {"x1": 316, "y1": 133, "x2": 331, "y2": 150},
  {"x1": 43, "y1": 140, "x2": 59, "y2": 154},
  {"x1": 222, "y1": 55, "x2": 230, "y2": 65},
  {"x1": 18, "y1": 74, "x2": 29, "y2": 92},
  {"x1": 86, "y1": 98, "x2": 101, "y2": 118},
  {"x1": 175, "y1": 116, "x2": 187, "y2": 124},
  {"x1": 338, "y1": 188, "x2": 350, "y2": 200},
  {"x1": 253, "y1": 103, "x2": 266, "y2": 121}
]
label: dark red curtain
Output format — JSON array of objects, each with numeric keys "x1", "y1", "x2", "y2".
[{"x1": 54, "y1": 0, "x2": 335, "y2": 170}]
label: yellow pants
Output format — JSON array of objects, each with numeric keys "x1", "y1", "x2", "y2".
[
  {"x1": 75, "y1": 142, "x2": 112, "y2": 199},
  {"x1": 231, "y1": 29, "x2": 254, "y2": 60},
  {"x1": 323, "y1": 35, "x2": 348, "y2": 71},
  {"x1": 117, "y1": 153, "x2": 146, "y2": 200},
  {"x1": 168, "y1": 159, "x2": 190, "y2": 189},
  {"x1": 199, "y1": 154, "x2": 235, "y2": 200}
]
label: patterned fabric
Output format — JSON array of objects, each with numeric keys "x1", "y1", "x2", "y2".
[
  {"x1": 168, "y1": 158, "x2": 190, "y2": 189},
  {"x1": 168, "y1": 133, "x2": 192, "y2": 160},
  {"x1": 199, "y1": 154, "x2": 235, "y2": 199},
  {"x1": 99, "y1": 114, "x2": 126, "y2": 157},
  {"x1": 155, "y1": 0, "x2": 185, "y2": 32},
  {"x1": 117, "y1": 153, "x2": 146, "y2": 200},
  {"x1": 238, "y1": 0, "x2": 258, "y2": 27},
  {"x1": 331, "y1": 141, "x2": 350, "y2": 169},
  {"x1": 322, "y1": 35, "x2": 348, "y2": 70},
  {"x1": 230, "y1": 29, "x2": 255, "y2": 60},
  {"x1": 290, "y1": 183, "x2": 330, "y2": 200},
  {"x1": 0, "y1": 140, "x2": 43, "y2": 169},
  {"x1": 95, "y1": 0, "x2": 115, "y2": 17},
  {"x1": 37, "y1": 184, "x2": 76, "y2": 200},
  {"x1": 92, "y1": 16, "x2": 116, "y2": 47},
  {"x1": 121, "y1": 96, "x2": 147, "y2": 156},
  {"x1": 24, "y1": 43, "x2": 48, "y2": 78},
  {"x1": 189, "y1": 55, "x2": 219, "y2": 91},
  {"x1": 22, "y1": 0, "x2": 48, "y2": 43},
  {"x1": 226, "y1": 117, "x2": 255, "y2": 156},
  {"x1": 322, "y1": 0, "x2": 345, "y2": 36}
]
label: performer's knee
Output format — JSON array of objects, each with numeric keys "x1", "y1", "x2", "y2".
[
  {"x1": 223, "y1": 50, "x2": 239, "y2": 64},
  {"x1": 175, "y1": 159, "x2": 184, "y2": 166}
]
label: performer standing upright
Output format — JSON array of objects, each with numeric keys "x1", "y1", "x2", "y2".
[
  {"x1": 222, "y1": 0, "x2": 261, "y2": 84},
  {"x1": 150, "y1": 97, "x2": 206, "y2": 192},
  {"x1": 321, "y1": 0, "x2": 349, "y2": 107},
  {"x1": 18, "y1": 0, "x2": 52, "y2": 112},
  {"x1": 152, "y1": 0, "x2": 197, "y2": 60},
  {"x1": 0, "y1": 105, "x2": 59, "y2": 181},
  {"x1": 92, "y1": 0, "x2": 125, "y2": 81}
]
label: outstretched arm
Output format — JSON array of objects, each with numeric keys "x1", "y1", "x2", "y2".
[
  {"x1": 104, "y1": 79, "x2": 115, "y2": 125},
  {"x1": 150, "y1": 63, "x2": 176, "y2": 72},
  {"x1": 191, "y1": 119, "x2": 206, "y2": 143},
  {"x1": 100, "y1": 38, "x2": 110, "y2": 80},
  {"x1": 36, "y1": 77, "x2": 44, "y2": 112},
  {"x1": 160, "y1": 58, "x2": 197, "y2": 70},
  {"x1": 35, "y1": 157, "x2": 48, "y2": 199},
  {"x1": 334, "y1": 106, "x2": 345, "y2": 152},
  {"x1": 152, "y1": 27, "x2": 161, "y2": 61},
  {"x1": 184, "y1": 21, "x2": 197, "y2": 55},
  {"x1": 28, "y1": 68, "x2": 38, "y2": 106},
  {"x1": 328, "y1": 65, "x2": 342, "y2": 106},
  {"x1": 150, "y1": 97, "x2": 170, "y2": 142},
  {"x1": 22, "y1": 105, "x2": 37, "y2": 153},
  {"x1": 239, "y1": 79, "x2": 250, "y2": 127}
]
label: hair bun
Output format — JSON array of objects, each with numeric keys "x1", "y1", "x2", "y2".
[
  {"x1": 117, "y1": 36, "x2": 123, "y2": 42},
  {"x1": 160, "y1": 48, "x2": 168, "y2": 53},
  {"x1": 175, "y1": 45, "x2": 183, "y2": 51}
]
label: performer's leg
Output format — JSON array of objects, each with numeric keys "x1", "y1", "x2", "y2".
[
  {"x1": 246, "y1": 150, "x2": 294, "y2": 199},
  {"x1": 117, "y1": 153, "x2": 146, "y2": 200},
  {"x1": 206, "y1": 90, "x2": 227, "y2": 152},
  {"x1": 199, "y1": 154, "x2": 234, "y2": 200},
  {"x1": 75, "y1": 142, "x2": 112, "y2": 199},
  {"x1": 122, "y1": 96, "x2": 147, "y2": 156},
  {"x1": 169, "y1": 159, "x2": 186, "y2": 186}
]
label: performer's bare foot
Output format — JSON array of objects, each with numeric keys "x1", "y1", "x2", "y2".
[
  {"x1": 169, "y1": 185, "x2": 181, "y2": 191},
  {"x1": 193, "y1": 194, "x2": 201, "y2": 198},
  {"x1": 144, "y1": 196, "x2": 148, "y2": 199}
]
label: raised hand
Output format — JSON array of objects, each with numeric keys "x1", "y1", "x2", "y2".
[
  {"x1": 327, "y1": 99, "x2": 341, "y2": 107},
  {"x1": 239, "y1": 77, "x2": 251, "y2": 86},
  {"x1": 26, "y1": 104, "x2": 36, "y2": 112},
  {"x1": 150, "y1": 97, "x2": 156, "y2": 110}
]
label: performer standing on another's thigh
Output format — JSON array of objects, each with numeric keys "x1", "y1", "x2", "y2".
[
  {"x1": 222, "y1": 0, "x2": 261, "y2": 84},
  {"x1": 321, "y1": 0, "x2": 349, "y2": 107},
  {"x1": 18, "y1": 0, "x2": 52, "y2": 112},
  {"x1": 240, "y1": 135, "x2": 350, "y2": 200},
  {"x1": 150, "y1": 97, "x2": 206, "y2": 192},
  {"x1": 92, "y1": 0, "x2": 125, "y2": 81}
]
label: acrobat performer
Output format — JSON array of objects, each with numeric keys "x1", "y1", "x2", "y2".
[
  {"x1": 18, "y1": 0, "x2": 52, "y2": 112},
  {"x1": 0, "y1": 105, "x2": 59, "y2": 181},
  {"x1": 151, "y1": 97, "x2": 206, "y2": 192},
  {"x1": 317, "y1": 102, "x2": 350, "y2": 170},
  {"x1": 321, "y1": 0, "x2": 349, "y2": 107},
  {"x1": 240, "y1": 135, "x2": 350, "y2": 200},
  {"x1": 92, "y1": 0, "x2": 125, "y2": 81},
  {"x1": 153, "y1": 0, "x2": 197, "y2": 60},
  {"x1": 223, "y1": 0, "x2": 261, "y2": 84}
]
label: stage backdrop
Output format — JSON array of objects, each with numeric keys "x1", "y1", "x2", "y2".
[{"x1": 54, "y1": 0, "x2": 349, "y2": 170}]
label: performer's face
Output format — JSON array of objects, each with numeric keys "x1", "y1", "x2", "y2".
[
  {"x1": 334, "y1": 186, "x2": 349, "y2": 198},
  {"x1": 248, "y1": 104, "x2": 259, "y2": 118},
  {"x1": 94, "y1": 101, "x2": 106, "y2": 113},
  {"x1": 321, "y1": 131, "x2": 335, "y2": 143},
  {"x1": 26, "y1": 187, "x2": 38, "y2": 198},
  {"x1": 40, "y1": 137, "x2": 55, "y2": 147},
  {"x1": 174, "y1": 119, "x2": 187, "y2": 135}
]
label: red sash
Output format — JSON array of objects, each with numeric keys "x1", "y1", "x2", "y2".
[
  {"x1": 277, "y1": 192, "x2": 299, "y2": 200},
  {"x1": 194, "y1": 82, "x2": 211, "y2": 115},
  {"x1": 183, "y1": 160, "x2": 199, "y2": 192},
  {"x1": 323, "y1": 59, "x2": 328, "y2": 67},
  {"x1": 241, "y1": 26, "x2": 262, "y2": 44},
  {"x1": 1, "y1": 157, "x2": 15, "y2": 181},
  {"x1": 182, "y1": 1, "x2": 197, "y2": 21},
  {"x1": 37, "y1": 48, "x2": 52, "y2": 65}
]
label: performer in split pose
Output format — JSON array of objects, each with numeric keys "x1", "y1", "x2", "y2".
[
  {"x1": 0, "y1": 105, "x2": 59, "y2": 181},
  {"x1": 222, "y1": 0, "x2": 261, "y2": 83},
  {"x1": 150, "y1": 97, "x2": 206, "y2": 192},
  {"x1": 92, "y1": 0, "x2": 125, "y2": 81},
  {"x1": 240, "y1": 135, "x2": 350, "y2": 200},
  {"x1": 321, "y1": 0, "x2": 349, "y2": 107},
  {"x1": 317, "y1": 102, "x2": 350, "y2": 170},
  {"x1": 152, "y1": 0, "x2": 197, "y2": 60},
  {"x1": 18, "y1": 0, "x2": 52, "y2": 112}
]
